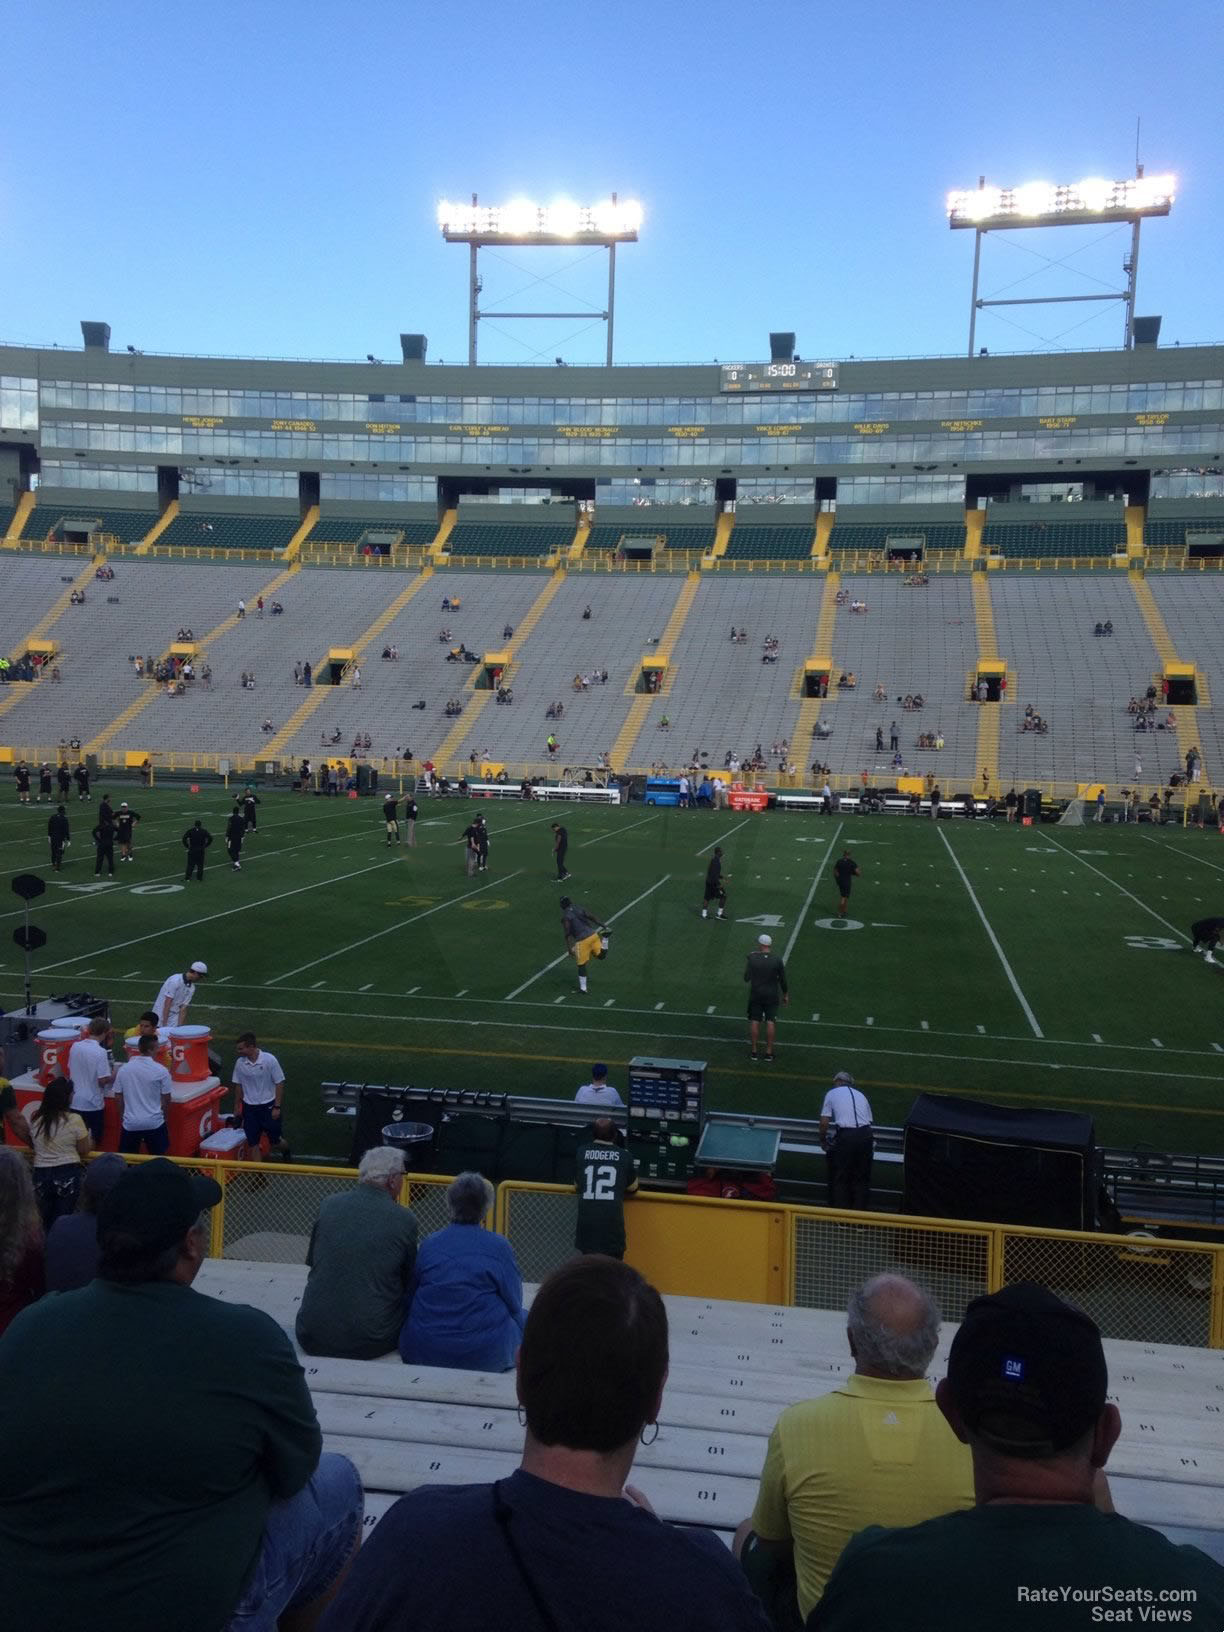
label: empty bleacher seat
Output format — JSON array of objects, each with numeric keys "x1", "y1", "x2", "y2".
[
  {"x1": 984, "y1": 520, "x2": 1127, "y2": 559},
  {"x1": 583, "y1": 523, "x2": 715, "y2": 555},
  {"x1": 31, "y1": 507, "x2": 158, "y2": 545},
  {"x1": 1145, "y1": 516, "x2": 1224, "y2": 553},
  {"x1": 311, "y1": 518, "x2": 439, "y2": 547},
  {"x1": 828, "y1": 523, "x2": 966, "y2": 556},
  {"x1": 157, "y1": 512, "x2": 302, "y2": 552},
  {"x1": 724, "y1": 526, "x2": 814, "y2": 560},
  {"x1": 0, "y1": 504, "x2": 14, "y2": 539},
  {"x1": 447, "y1": 522, "x2": 574, "y2": 558}
]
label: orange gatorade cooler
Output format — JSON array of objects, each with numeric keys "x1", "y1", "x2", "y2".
[
  {"x1": 36, "y1": 1027, "x2": 81, "y2": 1087},
  {"x1": 168, "y1": 1025, "x2": 212, "y2": 1085},
  {"x1": 167, "y1": 1082, "x2": 225, "y2": 1157},
  {"x1": 125, "y1": 1030, "x2": 173, "y2": 1069}
]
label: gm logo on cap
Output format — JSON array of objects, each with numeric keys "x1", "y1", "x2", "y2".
[{"x1": 1003, "y1": 1356, "x2": 1025, "y2": 1381}]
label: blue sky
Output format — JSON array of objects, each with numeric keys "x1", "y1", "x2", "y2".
[{"x1": 2, "y1": 0, "x2": 1220, "y2": 365}]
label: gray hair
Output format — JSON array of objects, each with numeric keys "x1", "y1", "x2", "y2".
[
  {"x1": 359, "y1": 1146, "x2": 407, "y2": 1188},
  {"x1": 447, "y1": 1170, "x2": 494, "y2": 1224},
  {"x1": 833, "y1": 1070, "x2": 855, "y2": 1086},
  {"x1": 847, "y1": 1273, "x2": 941, "y2": 1379}
]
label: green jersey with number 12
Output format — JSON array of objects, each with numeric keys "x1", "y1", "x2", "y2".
[{"x1": 575, "y1": 1142, "x2": 637, "y2": 1256}]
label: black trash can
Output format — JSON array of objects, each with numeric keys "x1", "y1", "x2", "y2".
[{"x1": 380, "y1": 1120, "x2": 435, "y2": 1171}]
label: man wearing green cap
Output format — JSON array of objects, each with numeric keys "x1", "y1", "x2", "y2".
[{"x1": 0, "y1": 1159, "x2": 362, "y2": 1632}]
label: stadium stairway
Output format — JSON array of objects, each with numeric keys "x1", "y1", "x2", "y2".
[
  {"x1": 608, "y1": 571, "x2": 702, "y2": 769},
  {"x1": 988, "y1": 577, "x2": 1170, "y2": 788},
  {"x1": 195, "y1": 1257, "x2": 1224, "y2": 1558},
  {"x1": 259, "y1": 567, "x2": 436, "y2": 763},
  {"x1": 434, "y1": 574, "x2": 686, "y2": 771},
  {"x1": 133, "y1": 500, "x2": 179, "y2": 555},
  {"x1": 971, "y1": 575, "x2": 1002, "y2": 789},
  {"x1": 792, "y1": 570, "x2": 841, "y2": 748},
  {"x1": 1147, "y1": 576, "x2": 1224, "y2": 783},
  {"x1": 87, "y1": 562, "x2": 302, "y2": 755},
  {"x1": 432, "y1": 570, "x2": 568, "y2": 775},
  {"x1": 619, "y1": 575, "x2": 829, "y2": 769},
  {"x1": 287, "y1": 570, "x2": 555, "y2": 764},
  {"x1": 1, "y1": 491, "x2": 36, "y2": 544}
]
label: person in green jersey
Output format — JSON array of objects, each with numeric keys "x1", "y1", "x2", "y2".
[
  {"x1": 575, "y1": 1118, "x2": 638, "y2": 1259},
  {"x1": 744, "y1": 933, "x2": 789, "y2": 1061}
]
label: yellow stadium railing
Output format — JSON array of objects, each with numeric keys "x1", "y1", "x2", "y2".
[{"x1": 100, "y1": 1157, "x2": 1224, "y2": 1347}]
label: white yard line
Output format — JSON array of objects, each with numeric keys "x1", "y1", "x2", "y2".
[
  {"x1": 696, "y1": 816, "x2": 753, "y2": 857},
  {"x1": 37, "y1": 855, "x2": 402, "y2": 971},
  {"x1": 1045, "y1": 835, "x2": 1190, "y2": 942},
  {"x1": 504, "y1": 874, "x2": 672, "y2": 1000},
  {"x1": 92, "y1": 993, "x2": 1224, "y2": 1092},
  {"x1": 781, "y1": 821, "x2": 843, "y2": 965},
  {"x1": 1140, "y1": 833, "x2": 1224, "y2": 878},
  {"x1": 582, "y1": 812, "x2": 658, "y2": 846},
  {"x1": 266, "y1": 871, "x2": 524, "y2": 984},
  {"x1": 938, "y1": 827, "x2": 1044, "y2": 1038}
]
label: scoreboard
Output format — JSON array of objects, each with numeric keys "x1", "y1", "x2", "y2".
[{"x1": 720, "y1": 361, "x2": 839, "y2": 393}]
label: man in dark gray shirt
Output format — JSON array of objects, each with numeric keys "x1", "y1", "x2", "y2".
[
  {"x1": 744, "y1": 933, "x2": 789, "y2": 1062},
  {"x1": 296, "y1": 1146, "x2": 419, "y2": 1359}
]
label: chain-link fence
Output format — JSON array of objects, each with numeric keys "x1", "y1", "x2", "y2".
[
  {"x1": 999, "y1": 1230, "x2": 1217, "y2": 1348},
  {"x1": 498, "y1": 1184, "x2": 578, "y2": 1284},
  {"x1": 791, "y1": 1210, "x2": 994, "y2": 1323}
]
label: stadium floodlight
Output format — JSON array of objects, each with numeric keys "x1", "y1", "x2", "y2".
[
  {"x1": 438, "y1": 192, "x2": 643, "y2": 364},
  {"x1": 947, "y1": 173, "x2": 1176, "y2": 230},
  {"x1": 949, "y1": 168, "x2": 1177, "y2": 354},
  {"x1": 437, "y1": 196, "x2": 643, "y2": 243}
]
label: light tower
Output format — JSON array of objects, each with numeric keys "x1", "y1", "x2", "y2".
[
  {"x1": 437, "y1": 195, "x2": 643, "y2": 366},
  {"x1": 947, "y1": 169, "x2": 1176, "y2": 355}
]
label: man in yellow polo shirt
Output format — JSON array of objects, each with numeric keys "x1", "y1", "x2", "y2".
[{"x1": 735, "y1": 1273, "x2": 972, "y2": 1627}]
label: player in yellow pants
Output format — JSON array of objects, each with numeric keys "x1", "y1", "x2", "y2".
[{"x1": 560, "y1": 896, "x2": 607, "y2": 994}]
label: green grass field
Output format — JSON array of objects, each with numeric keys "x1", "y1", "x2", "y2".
[{"x1": 1, "y1": 785, "x2": 1222, "y2": 1162}]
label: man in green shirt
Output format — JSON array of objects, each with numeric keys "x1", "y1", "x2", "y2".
[
  {"x1": 0, "y1": 1159, "x2": 362, "y2": 1632},
  {"x1": 575, "y1": 1118, "x2": 638, "y2": 1259},
  {"x1": 296, "y1": 1145, "x2": 419, "y2": 1358},
  {"x1": 812, "y1": 1282, "x2": 1224, "y2": 1631},
  {"x1": 744, "y1": 932, "x2": 789, "y2": 1061}
]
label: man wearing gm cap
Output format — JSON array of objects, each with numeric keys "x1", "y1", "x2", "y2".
[
  {"x1": 811, "y1": 1282, "x2": 1224, "y2": 1630},
  {"x1": 0, "y1": 1159, "x2": 362, "y2": 1632}
]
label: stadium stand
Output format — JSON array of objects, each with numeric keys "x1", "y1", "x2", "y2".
[
  {"x1": 987, "y1": 576, "x2": 1168, "y2": 786},
  {"x1": 828, "y1": 521, "x2": 967, "y2": 557},
  {"x1": 723, "y1": 524, "x2": 815, "y2": 560},
  {"x1": 441, "y1": 574, "x2": 688, "y2": 768},
  {"x1": 1147, "y1": 576, "x2": 1224, "y2": 775},
  {"x1": 309, "y1": 517, "x2": 439, "y2": 547},
  {"x1": 156, "y1": 511, "x2": 303, "y2": 552},
  {"x1": 280, "y1": 570, "x2": 559, "y2": 761},
  {"x1": 1145, "y1": 514, "x2": 1224, "y2": 554},
  {"x1": 0, "y1": 503, "x2": 15, "y2": 539},
  {"x1": 0, "y1": 561, "x2": 266, "y2": 746},
  {"x1": 194, "y1": 1256, "x2": 1224, "y2": 1561},
  {"x1": 0, "y1": 555, "x2": 97, "y2": 659},
  {"x1": 655, "y1": 523, "x2": 717, "y2": 553},
  {"x1": 983, "y1": 517, "x2": 1128, "y2": 558},
  {"x1": 28, "y1": 506, "x2": 158, "y2": 544},
  {"x1": 620, "y1": 576, "x2": 828, "y2": 766},
  {"x1": 446, "y1": 521, "x2": 575, "y2": 558},
  {"x1": 819, "y1": 574, "x2": 981, "y2": 782}
]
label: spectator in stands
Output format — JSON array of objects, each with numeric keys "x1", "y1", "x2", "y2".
[
  {"x1": 0, "y1": 1158, "x2": 362, "y2": 1632},
  {"x1": 0, "y1": 1147, "x2": 44, "y2": 1336},
  {"x1": 811, "y1": 1283, "x2": 1224, "y2": 1632},
  {"x1": 328, "y1": 1256, "x2": 772, "y2": 1632},
  {"x1": 736, "y1": 1274, "x2": 971, "y2": 1625},
  {"x1": 296, "y1": 1146, "x2": 419, "y2": 1360},
  {"x1": 44, "y1": 1151, "x2": 125, "y2": 1292},
  {"x1": 397, "y1": 1171, "x2": 525, "y2": 1371}
]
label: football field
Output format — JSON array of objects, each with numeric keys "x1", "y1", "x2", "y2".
[{"x1": 0, "y1": 787, "x2": 1221, "y2": 1162}]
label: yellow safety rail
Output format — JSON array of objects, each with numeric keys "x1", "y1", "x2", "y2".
[
  {"x1": 133, "y1": 500, "x2": 179, "y2": 554},
  {"x1": 2, "y1": 490, "x2": 36, "y2": 544},
  {"x1": 710, "y1": 511, "x2": 734, "y2": 559},
  {"x1": 283, "y1": 503, "x2": 319, "y2": 562},
  {"x1": 794, "y1": 570, "x2": 840, "y2": 747}
]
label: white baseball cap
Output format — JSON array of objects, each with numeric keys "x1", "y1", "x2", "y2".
[
  {"x1": 758, "y1": 934, "x2": 772, "y2": 946},
  {"x1": 189, "y1": 961, "x2": 208, "y2": 975}
]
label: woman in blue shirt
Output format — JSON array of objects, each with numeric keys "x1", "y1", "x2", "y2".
[{"x1": 399, "y1": 1171, "x2": 526, "y2": 1371}]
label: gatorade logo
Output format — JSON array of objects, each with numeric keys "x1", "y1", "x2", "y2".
[
  {"x1": 199, "y1": 1110, "x2": 214, "y2": 1140},
  {"x1": 172, "y1": 1045, "x2": 192, "y2": 1077},
  {"x1": 41, "y1": 1047, "x2": 59, "y2": 1071}
]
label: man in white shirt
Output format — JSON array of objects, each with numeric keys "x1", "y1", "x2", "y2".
[
  {"x1": 153, "y1": 962, "x2": 208, "y2": 1028},
  {"x1": 67, "y1": 1017, "x2": 115, "y2": 1147},
  {"x1": 819, "y1": 1071, "x2": 874, "y2": 1212},
  {"x1": 114, "y1": 1034, "x2": 173, "y2": 1155},
  {"x1": 574, "y1": 1063, "x2": 624, "y2": 1108},
  {"x1": 232, "y1": 1032, "x2": 289, "y2": 1162}
]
